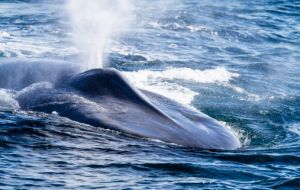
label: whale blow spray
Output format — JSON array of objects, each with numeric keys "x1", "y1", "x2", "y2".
[{"x1": 66, "y1": 0, "x2": 133, "y2": 69}]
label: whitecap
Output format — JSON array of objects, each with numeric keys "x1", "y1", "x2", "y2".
[
  {"x1": 288, "y1": 124, "x2": 300, "y2": 137},
  {"x1": 125, "y1": 67, "x2": 238, "y2": 84},
  {"x1": 0, "y1": 31, "x2": 11, "y2": 38},
  {"x1": 123, "y1": 67, "x2": 239, "y2": 105}
]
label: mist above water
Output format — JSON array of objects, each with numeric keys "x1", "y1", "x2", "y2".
[{"x1": 66, "y1": 0, "x2": 133, "y2": 69}]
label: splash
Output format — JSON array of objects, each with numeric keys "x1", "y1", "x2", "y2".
[
  {"x1": 124, "y1": 67, "x2": 239, "y2": 105},
  {"x1": 66, "y1": 0, "x2": 133, "y2": 69},
  {"x1": 0, "y1": 89, "x2": 19, "y2": 110},
  {"x1": 124, "y1": 67, "x2": 239, "y2": 84}
]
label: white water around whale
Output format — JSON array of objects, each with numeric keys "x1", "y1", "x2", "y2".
[
  {"x1": 124, "y1": 67, "x2": 239, "y2": 105},
  {"x1": 0, "y1": 89, "x2": 19, "y2": 110}
]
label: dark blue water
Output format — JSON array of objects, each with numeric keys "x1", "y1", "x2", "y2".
[{"x1": 0, "y1": 0, "x2": 300, "y2": 189}]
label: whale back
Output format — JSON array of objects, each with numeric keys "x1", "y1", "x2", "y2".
[
  {"x1": 66, "y1": 69, "x2": 241, "y2": 149},
  {"x1": 14, "y1": 66, "x2": 241, "y2": 150},
  {"x1": 68, "y1": 68, "x2": 156, "y2": 108}
]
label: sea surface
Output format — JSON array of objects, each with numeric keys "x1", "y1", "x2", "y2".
[{"x1": 0, "y1": 0, "x2": 300, "y2": 189}]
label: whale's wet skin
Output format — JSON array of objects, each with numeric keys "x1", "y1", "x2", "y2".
[{"x1": 1, "y1": 0, "x2": 300, "y2": 189}]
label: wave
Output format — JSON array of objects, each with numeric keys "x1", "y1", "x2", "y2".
[
  {"x1": 124, "y1": 67, "x2": 239, "y2": 105},
  {"x1": 0, "y1": 31, "x2": 10, "y2": 38},
  {"x1": 148, "y1": 21, "x2": 219, "y2": 35},
  {"x1": 124, "y1": 67, "x2": 238, "y2": 84}
]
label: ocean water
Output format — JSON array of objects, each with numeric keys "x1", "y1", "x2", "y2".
[{"x1": 0, "y1": 0, "x2": 300, "y2": 189}]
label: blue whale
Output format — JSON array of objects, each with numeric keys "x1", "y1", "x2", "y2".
[{"x1": 0, "y1": 60, "x2": 241, "y2": 150}]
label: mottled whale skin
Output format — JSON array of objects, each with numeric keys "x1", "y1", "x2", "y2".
[{"x1": 0, "y1": 60, "x2": 241, "y2": 150}]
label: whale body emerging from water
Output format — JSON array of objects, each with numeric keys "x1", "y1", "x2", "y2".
[{"x1": 0, "y1": 60, "x2": 241, "y2": 150}]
